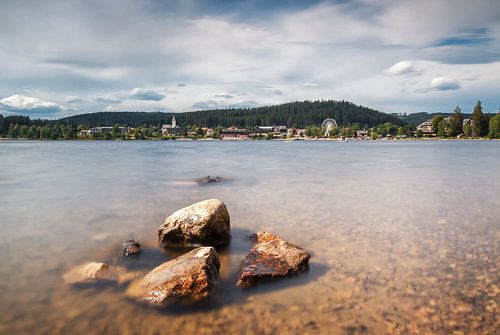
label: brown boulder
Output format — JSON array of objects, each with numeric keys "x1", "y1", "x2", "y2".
[
  {"x1": 126, "y1": 247, "x2": 220, "y2": 306},
  {"x1": 237, "y1": 232, "x2": 310, "y2": 288},
  {"x1": 158, "y1": 199, "x2": 231, "y2": 248}
]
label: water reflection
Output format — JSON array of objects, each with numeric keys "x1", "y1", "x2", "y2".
[{"x1": 0, "y1": 140, "x2": 498, "y2": 334}]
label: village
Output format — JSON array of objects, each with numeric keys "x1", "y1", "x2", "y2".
[{"x1": 76, "y1": 114, "x2": 484, "y2": 141}]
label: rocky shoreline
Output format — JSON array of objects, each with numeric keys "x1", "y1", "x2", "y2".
[{"x1": 63, "y1": 197, "x2": 311, "y2": 308}]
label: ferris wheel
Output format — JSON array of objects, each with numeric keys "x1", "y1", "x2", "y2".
[{"x1": 321, "y1": 118, "x2": 337, "y2": 136}]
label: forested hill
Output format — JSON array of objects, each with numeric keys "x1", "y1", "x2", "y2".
[{"x1": 57, "y1": 100, "x2": 405, "y2": 128}]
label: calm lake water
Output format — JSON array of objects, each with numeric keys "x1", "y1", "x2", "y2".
[{"x1": 0, "y1": 140, "x2": 499, "y2": 334}]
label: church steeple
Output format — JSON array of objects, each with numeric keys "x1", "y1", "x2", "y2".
[{"x1": 172, "y1": 115, "x2": 176, "y2": 128}]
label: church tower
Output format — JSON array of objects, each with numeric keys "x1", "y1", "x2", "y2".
[{"x1": 172, "y1": 115, "x2": 176, "y2": 128}]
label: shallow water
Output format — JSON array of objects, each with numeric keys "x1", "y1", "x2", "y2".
[{"x1": 0, "y1": 140, "x2": 498, "y2": 334}]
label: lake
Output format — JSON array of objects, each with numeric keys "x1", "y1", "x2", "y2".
[{"x1": 0, "y1": 140, "x2": 498, "y2": 334}]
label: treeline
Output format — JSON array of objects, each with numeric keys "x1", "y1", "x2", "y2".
[
  {"x1": 429, "y1": 101, "x2": 499, "y2": 138},
  {"x1": 57, "y1": 100, "x2": 405, "y2": 128},
  {"x1": 396, "y1": 111, "x2": 496, "y2": 127},
  {"x1": 0, "y1": 115, "x2": 78, "y2": 139}
]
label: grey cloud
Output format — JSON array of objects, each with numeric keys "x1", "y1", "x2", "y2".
[
  {"x1": 228, "y1": 100, "x2": 258, "y2": 108},
  {"x1": 96, "y1": 97, "x2": 122, "y2": 104},
  {"x1": 66, "y1": 97, "x2": 85, "y2": 103},
  {"x1": 128, "y1": 88, "x2": 165, "y2": 101},
  {"x1": 420, "y1": 45, "x2": 500, "y2": 64},
  {"x1": 214, "y1": 94, "x2": 234, "y2": 99},
  {"x1": 193, "y1": 99, "x2": 220, "y2": 109},
  {"x1": 193, "y1": 99, "x2": 258, "y2": 110}
]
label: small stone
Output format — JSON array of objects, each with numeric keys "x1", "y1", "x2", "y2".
[
  {"x1": 197, "y1": 176, "x2": 224, "y2": 184},
  {"x1": 121, "y1": 240, "x2": 141, "y2": 256}
]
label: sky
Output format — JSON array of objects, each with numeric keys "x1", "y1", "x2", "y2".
[{"x1": 0, "y1": 0, "x2": 499, "y2": 119}]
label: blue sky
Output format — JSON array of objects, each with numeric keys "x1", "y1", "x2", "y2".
[{"x1": 0, "y1": 0, "x2": 499, "y2": 118}]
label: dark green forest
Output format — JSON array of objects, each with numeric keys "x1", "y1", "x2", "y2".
[{"x1": 55, "y1": 100, "x2": 405, "y2": 128}]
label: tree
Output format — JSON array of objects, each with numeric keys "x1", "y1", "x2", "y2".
[
  {"x1": 437, "y1": 119, "x2": 448, "y2": 137},
  {"x1": 112, "y1": 124, "x2": 119, "y2": 137},
  {"x1": 431, "y1": 115, "x2": 444, "y2": 135},
  {"x1": 447, "y1": 106, "x2": 464, "y2": 137},
  {"x1": 471, "y1": 101, "x2": 488, "y2": 137},
  {"x1": 488, "y1": 114, "x2": 500, "y2": 139},
  {"x1": 463, "y1": 123, "x2": 472, "y2": 137}
]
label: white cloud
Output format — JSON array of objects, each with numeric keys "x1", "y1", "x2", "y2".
[
  {"x1": 384, "y1": 61, "x2": 417, "y2": 76},
  {"x1": 430, "y1": 77, "x2": 461, "y2": 91},
  {"x1": 0, "y1": 94, "x2": 63, "y2": 114}
]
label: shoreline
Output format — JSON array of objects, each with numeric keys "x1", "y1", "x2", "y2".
[{"x1": 0, "y1": 137, "x2": 496, "y2": 142}]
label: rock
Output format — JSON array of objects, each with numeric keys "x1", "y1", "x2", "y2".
[
  {"x1": 63, "y1": 262, "x2": 120, "y2": 284},
  {"x1": 197, "y1": 176, "x2": 224, "y2": 185},
  {"x1": 237, "y1": 232, "x2": 310, "y2": 287},
  {"x1": 121, "y1": 240, "x2": 141, "y2": 256},
  {"x1": 158, "y1": 199, "x2": 231, "y2": 248},
  {"x1": 126, "y1": 247, "x2": 220, "y2": 306}
]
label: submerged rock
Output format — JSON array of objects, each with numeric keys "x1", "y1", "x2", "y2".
[
  {"x1": 197, "y1": 175, "x2": 225, "y2": 185},
  {"x1": 237, "y1": 232, "x2": 310, "y2": 288},
  {"x1": 126, "y1": 247, "x2": 220, "y2": 306},
  {"x1": 158, "y1": 199, "x2": 231, "y2": 248},
  {"x1": 63, "y1": 262, "x2": 120, "y2": 284},
  {"x1": 122, "y1": 240, "x2": 141, "y2": 256}
]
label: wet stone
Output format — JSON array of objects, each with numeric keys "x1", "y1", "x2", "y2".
[
  {"x1": 126, "y1": 247, "x2": 220, "y2": 306},
  {"x1": 158, "y1": 199, "x2": 231, "y2": 248},
  {"x1": 197, "y1": 176, "x2": 225, "y2": 185},
  {"x1": 121, "y1": 240, "x2": 141, "y2": 256},
  {"x1": 237, "y1": 232, "x2": 310, "y2": 288}
]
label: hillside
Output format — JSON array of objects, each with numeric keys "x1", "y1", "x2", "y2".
[{"x1": 57, "y1": 100, "x2": 405, "y2": 128}]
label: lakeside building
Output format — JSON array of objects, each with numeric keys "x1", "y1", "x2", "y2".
[
  {"x1": 87, "y1": 126, "x2": 129, "y2": 135},
  {"x1": 254, "y1": 126, "x2": 274, "y2": 133},
  {"x1": 221, "y1": 127, "x2": 249, "y2": 140},
  {"x1": 202, "y1": 127, "x2": 214, "y2": 136},
  {"x1": 356, "y1": 130, "x2": 369, "y2": 139},
  {"x1": 417, "y1": 118, "x2": 472, "y2": 135},
  {"x1": 162, "y1": 116, "x2": 183, "y2": 135},
  {"x1": 416, "y1": 120, "x2": 433, "y2": 134}
]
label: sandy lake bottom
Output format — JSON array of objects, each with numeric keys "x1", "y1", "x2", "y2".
[{"x1": 0, "y1": 140, "x2": 498, "y2": 334}]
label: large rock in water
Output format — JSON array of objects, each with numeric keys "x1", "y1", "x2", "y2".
[
  {"x1": 126, "y1": 247, "x2": 220, "y2": 306},
  {"x1": 237, "y1": 232, "x2": 310, "y2": 288},
  {"x1": 158, "y1": 199, "x2": 231, "y2": 248}
]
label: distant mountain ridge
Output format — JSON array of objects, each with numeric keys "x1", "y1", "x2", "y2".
[{"x1": 57, "y1": 100, "x2": 406, "y2": 128}]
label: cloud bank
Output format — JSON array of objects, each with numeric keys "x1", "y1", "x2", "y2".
[
  {"x1": 0, "y1": 0, "x2": 499, "y2": 117},
  {"x1": 0, "y1": 95, "x2": 63, "y2": 115}
]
